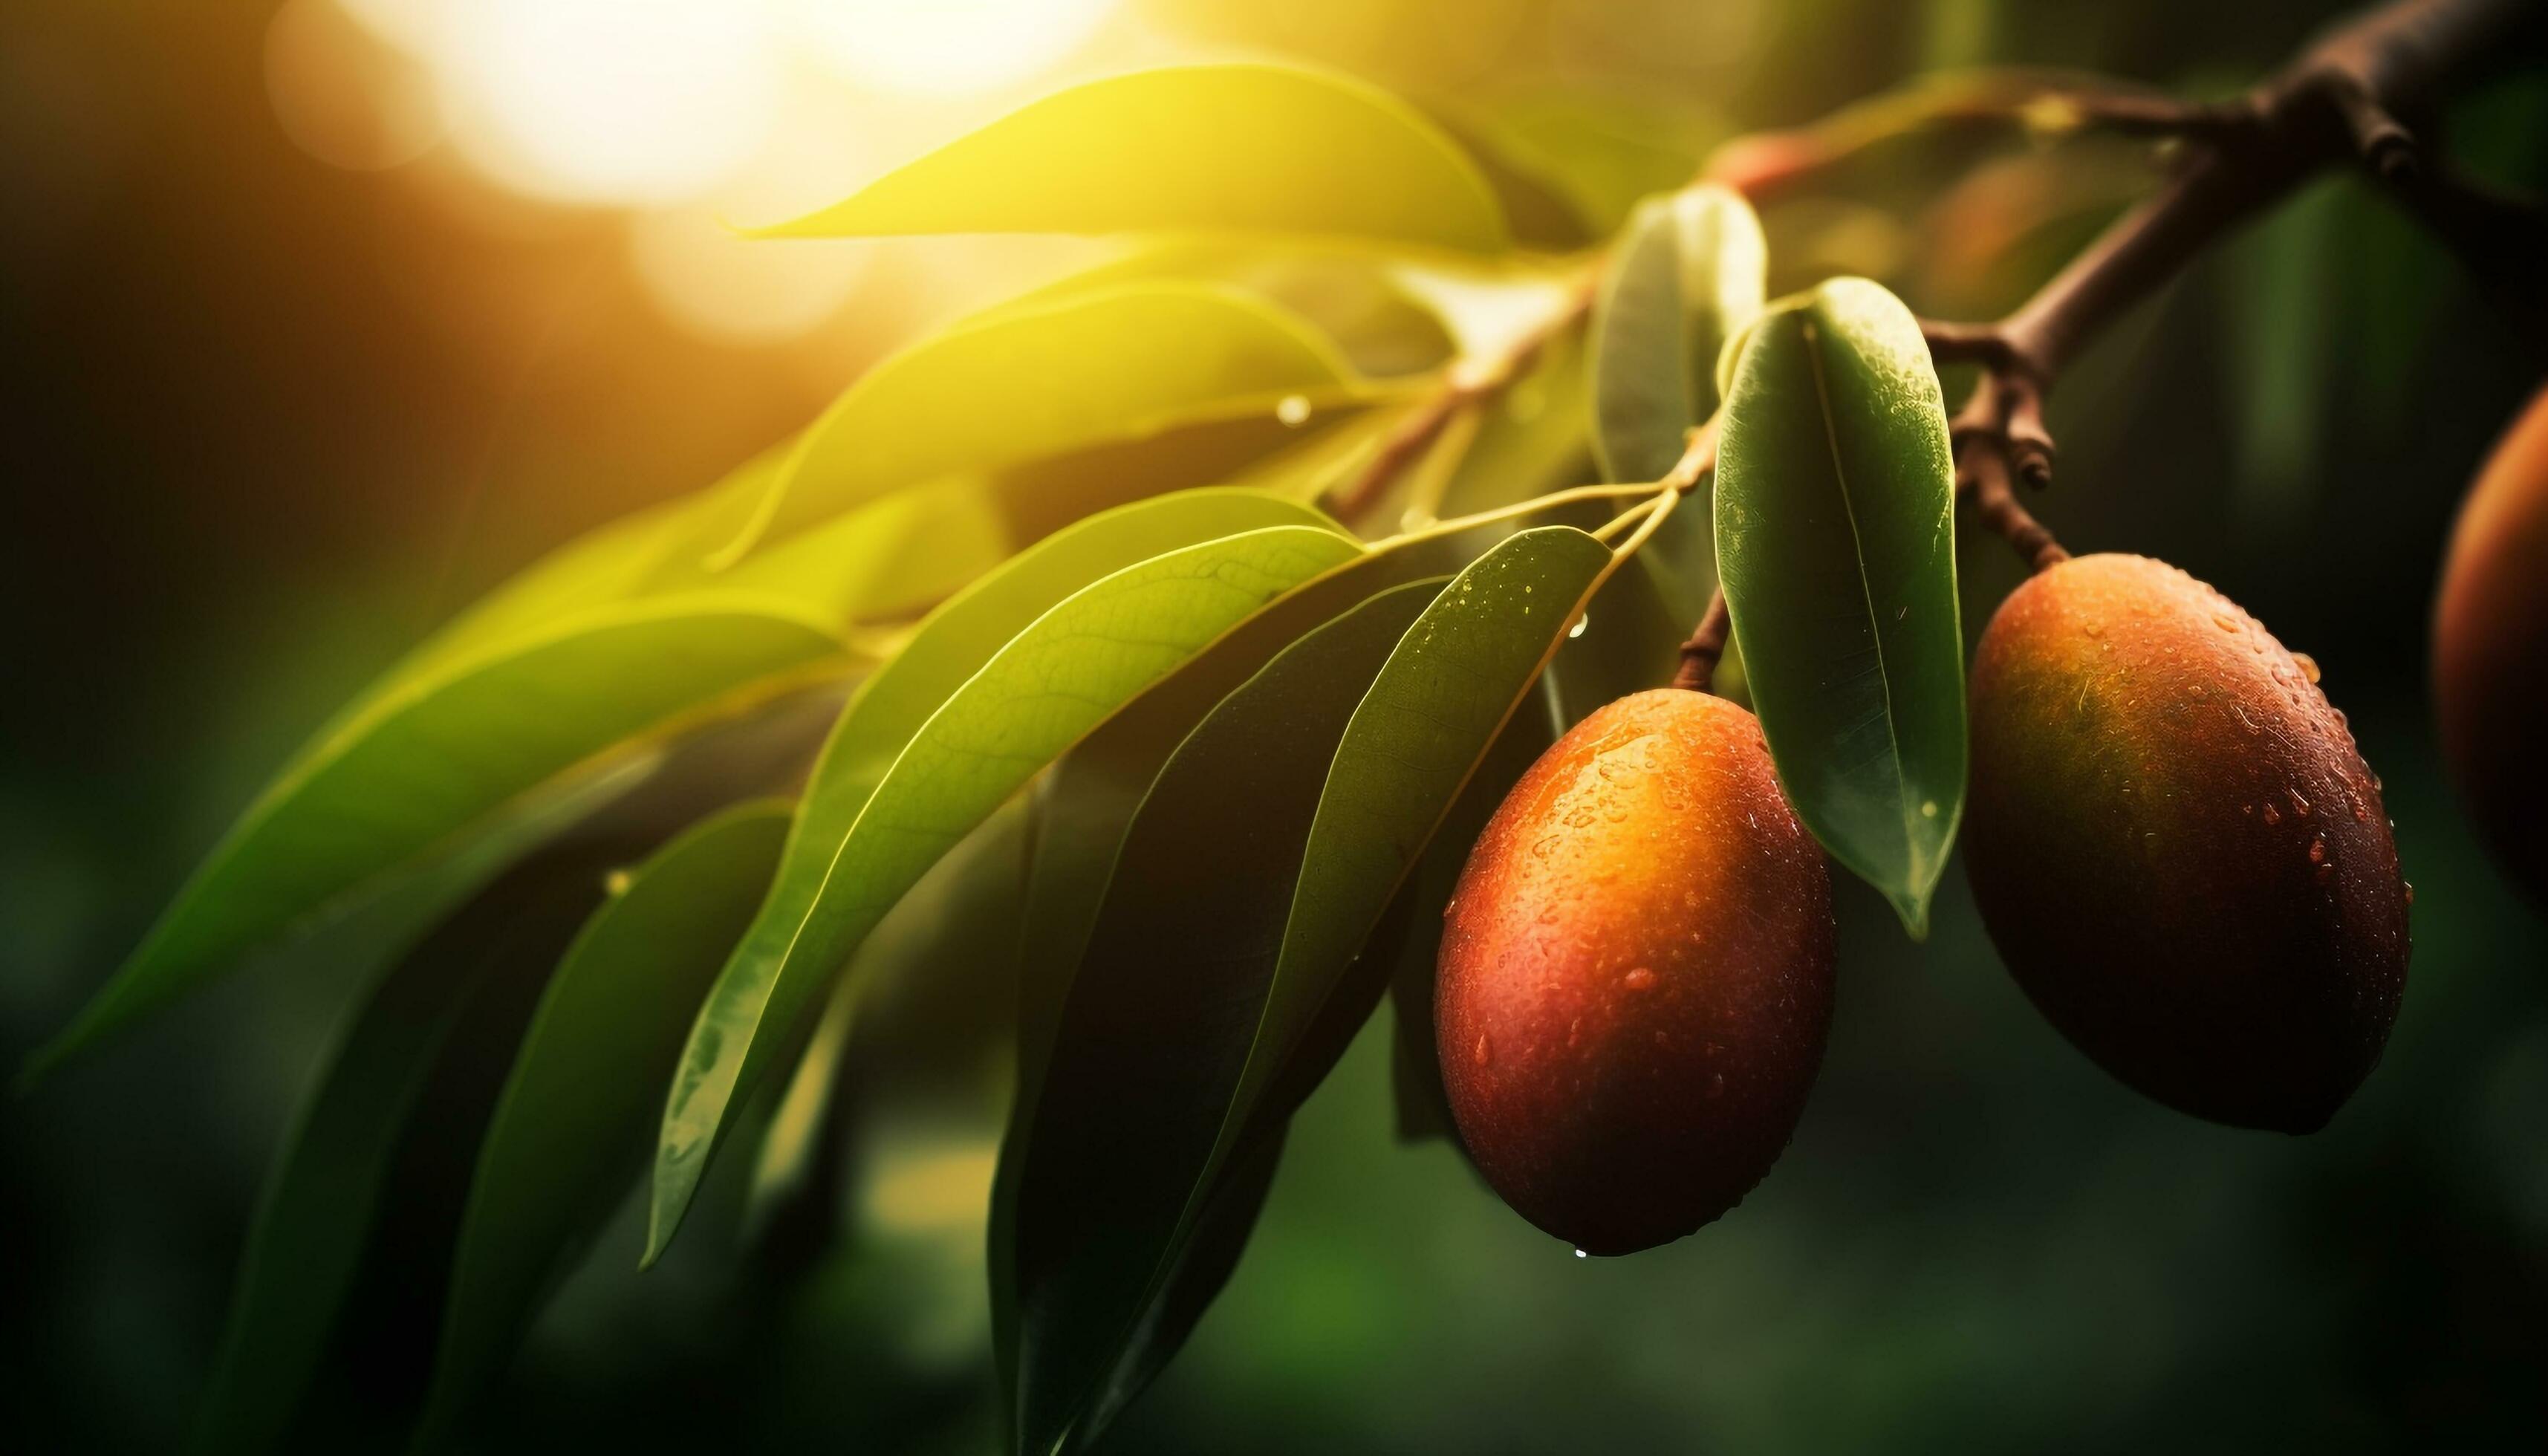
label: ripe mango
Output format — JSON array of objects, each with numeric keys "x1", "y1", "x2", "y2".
[
  {"x1": 1436, "y1": 689, "x2": 1834, "y2": 1255},
  {"x1": 2434, "y1": 383, "x2": 2548, "y2": 906},
  {"x1": 1966, "y1": 554, "x2": 2408, "y2": 1133}
]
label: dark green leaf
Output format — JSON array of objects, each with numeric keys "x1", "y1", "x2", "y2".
[
  {"x1": 650, "y1": 522, "x2": 1363, "y2": 1258},
  {"x1": 418, "y1": 801, "x2": 793, "y2": 1440},
  {"x1": 1713, "y1": 276, "x2": 1966, "y2": 935},
  {"x1": 188, "y1": 850, "x2": 619, "y2": 1455},
  {"x1": 986, "y1": 526, "x2": 1493, "y2": 1415},
  {"x1": 1590, "y1": 184, "x2": 1766, "y2": 484},
  {"x1": 1240, "y1": 527, "x2": 1615, "y2": 1140},
  {"x1": 753, "y1": 64, "x2": 1509, "y2": 255},
  {"x1": 32, "y1": 600, "x2": 847, "y2": 1078},
  {"x1": 1013, "y1": 579, "x2": 1446, "y2": 1455}
]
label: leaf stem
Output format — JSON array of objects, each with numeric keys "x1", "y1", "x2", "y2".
[{"x1": 1397, "y1": 481, "x2": 1668, "y2": 543}]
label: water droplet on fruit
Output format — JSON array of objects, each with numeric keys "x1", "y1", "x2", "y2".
[
  {"x1": 2308, "y1": 836, "x2": 2326, "y2": 864},
  {"x1": 604, "y1": 870, "x2": 633, "y2": 896},
  {"x1": 2292, "y1": 651, "x2": 2321, "y2": 684},
  {"x1": 2289, "y1": 788, "x2": 2311, "y2": 816},
  {"x1": 1920, "y1": 799, "x2": 1939, "y2": 819},
  {"x1": 1472, "y1": 1034, "x2": 1492, "y2": 1067},
  {"x1": 2262, "y1": 802, "x2": 2283, "y2": 826},
  {"x1": 1622, "y1": 966, "x2": 1657, "y2": 992},
  {"x1": 1275, "y1": 394, "x2": 1311, "y2": 426}
]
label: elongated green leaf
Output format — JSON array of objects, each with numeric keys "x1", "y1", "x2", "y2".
[
  {"x1": 994, "y1": 243, "x2": 1460, "y2": 380},
  {"x1": 189, "y1": 850, "x2": 617, "y2": 1456},
  {"x1": 720, "y1": 283, "x2": 1374, "y2": 560},
  {"x1": 1232, "y1": 527, "x2": 1614, "y2": 1148},
  {"x1": 1590, "y1": 184, "x2": 1766, "y2": 484},
  {"x1": 32, "y1": 599, "x2": 848, "y2": 1076},
  {"x1": 1013, "y1": 579, "x2": 1445, "y2": 1454},
  {"x1": 756, "y1": 64, "x2": 1508, "y2": 255},
  {"x1": 987, "y1": 529, "x2": 1494, "y2": 1415},
  {"x1": 650, "y1": 524, "x2": 1365, "y2": 1258},
  {"x1": 1714, "y1": 276, "x2": 1965, "y2": 935},
  {"x1": 420, "y1": 801, "x2": 793, "y2": 1441}
]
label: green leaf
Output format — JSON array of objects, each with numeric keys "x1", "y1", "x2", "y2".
[
  {"x1": 649, "y1": 521, "x2": 1364, "y2": 1259},
  {"x1": 1013, "y1": 579, "x2": 1446, "y2": 1454},
  {"x1": 717, "y1": 282, "x2": 1376, "y2": 559},
  {"x1": 419, "y1": 801, "x2": 793, "y2": 1442},
  {"x1": 755, "y1": 63, "x2": 1509, "y2": 255},
  {"x1": 1713, "y1": 276, "x2": 1966, "y2": 935},
  {"x1": 1590, "y1": 184, "x2": 1767, "y2": 484},
  {"x1": 1009, "y1": 526, "x2": 1615, "y2": 1451},
  {"x1": 31, "y1": 599, "x2": 848, "y2": 1077},
  {"x1": 189, "y1": 849, "x2": 620, "y2": 1456},
  {"x1": 994, "y1": 243, "x2": 1460, "y2": 380},
  {"x1": 1238, "y1": 527, "x2": 1614, "y2": 1142},
  {"x1": 987, "y1": 527, "x2": 1490, "y2": 1417}
]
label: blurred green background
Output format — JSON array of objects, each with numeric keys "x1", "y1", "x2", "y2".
[{"x1": 4, "y1": 0, "x2": 2546, "y2": 1451}]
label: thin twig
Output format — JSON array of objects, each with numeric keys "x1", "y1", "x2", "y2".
[
  {"x1": 1703, "y1": 69, "x2": 2263, "y2": 201},
  {"x1": 1322, "y1": 275, "x2": 1600, "y2": 524},
  {"x1": 1858, "y1": 0, "x2": 2545, "y2": 569}
]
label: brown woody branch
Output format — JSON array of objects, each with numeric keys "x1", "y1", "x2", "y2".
[{"x1": 1885, "y1": 0, "x2": 2546, "y2": 568}]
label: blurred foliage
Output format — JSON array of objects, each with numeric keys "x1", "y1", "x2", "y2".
[{"x1": 4, "y1": 0, "x2": 2547, "y2": 1452}]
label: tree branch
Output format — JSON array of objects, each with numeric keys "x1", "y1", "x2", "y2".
[{"x1": 1873, "y1": 0, "x2": 2547, "y2": 568}]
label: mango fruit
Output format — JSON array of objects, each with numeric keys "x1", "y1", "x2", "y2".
[
  {"x1": 1436, "y1": 689, "x2": 1834, "y2": 1255},
  {"x1": 2434, "y1": 383, "x2": 2548, "y2": 906},
  {"x1": 1966, "y1": 553, "x2": 2408, "y2": 1133}
]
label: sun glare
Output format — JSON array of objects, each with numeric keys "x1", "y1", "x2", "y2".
[
  {"x1": 435, "y1": 0, "x2": 782, "y2": 207},
  {"x1": 267, "y1": 0, "x2": 1128, "y2": 340},
  {"x1": 789, "y1": 0, "x2": 1117, "y2": 99}
]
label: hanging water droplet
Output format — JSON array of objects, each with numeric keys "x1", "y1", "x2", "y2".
[
  {"x1": 1573, "y1": 1248, "x2": 1588, "y2": 1259},
  {"x1": 1568, "y1": 613, "x2": 1589, "y2": 639},
  {"x1": 1275, "y1": 393, "x2": 1311, "y2": 426}
]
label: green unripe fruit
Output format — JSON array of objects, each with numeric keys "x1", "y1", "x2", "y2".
[
  {"x1": 2434, "y1": 383, "x2": 2548, "y2": 906},
  {"x1": 1436, "y1": 689, "x2": 1834, "y2": 1255},
  {"x1": 1966, "y1": 553, "x2": 2409, "y2": 1133}
]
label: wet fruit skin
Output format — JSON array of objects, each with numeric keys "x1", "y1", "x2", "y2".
[
  {"x1": 2434, "y1": 383, "x2": 2548, "y2": 906},
  {"x1": 1966, "y1": 553, "x2": 2409, "y2": 1134},
  {"x1": 1435, "y1": 689, "x2": 1834, "y2": 1255}
]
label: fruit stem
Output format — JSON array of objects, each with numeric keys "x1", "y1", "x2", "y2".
[{"x1": 1672, "y1": 589, "x2": 1734, "y2": 695}]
